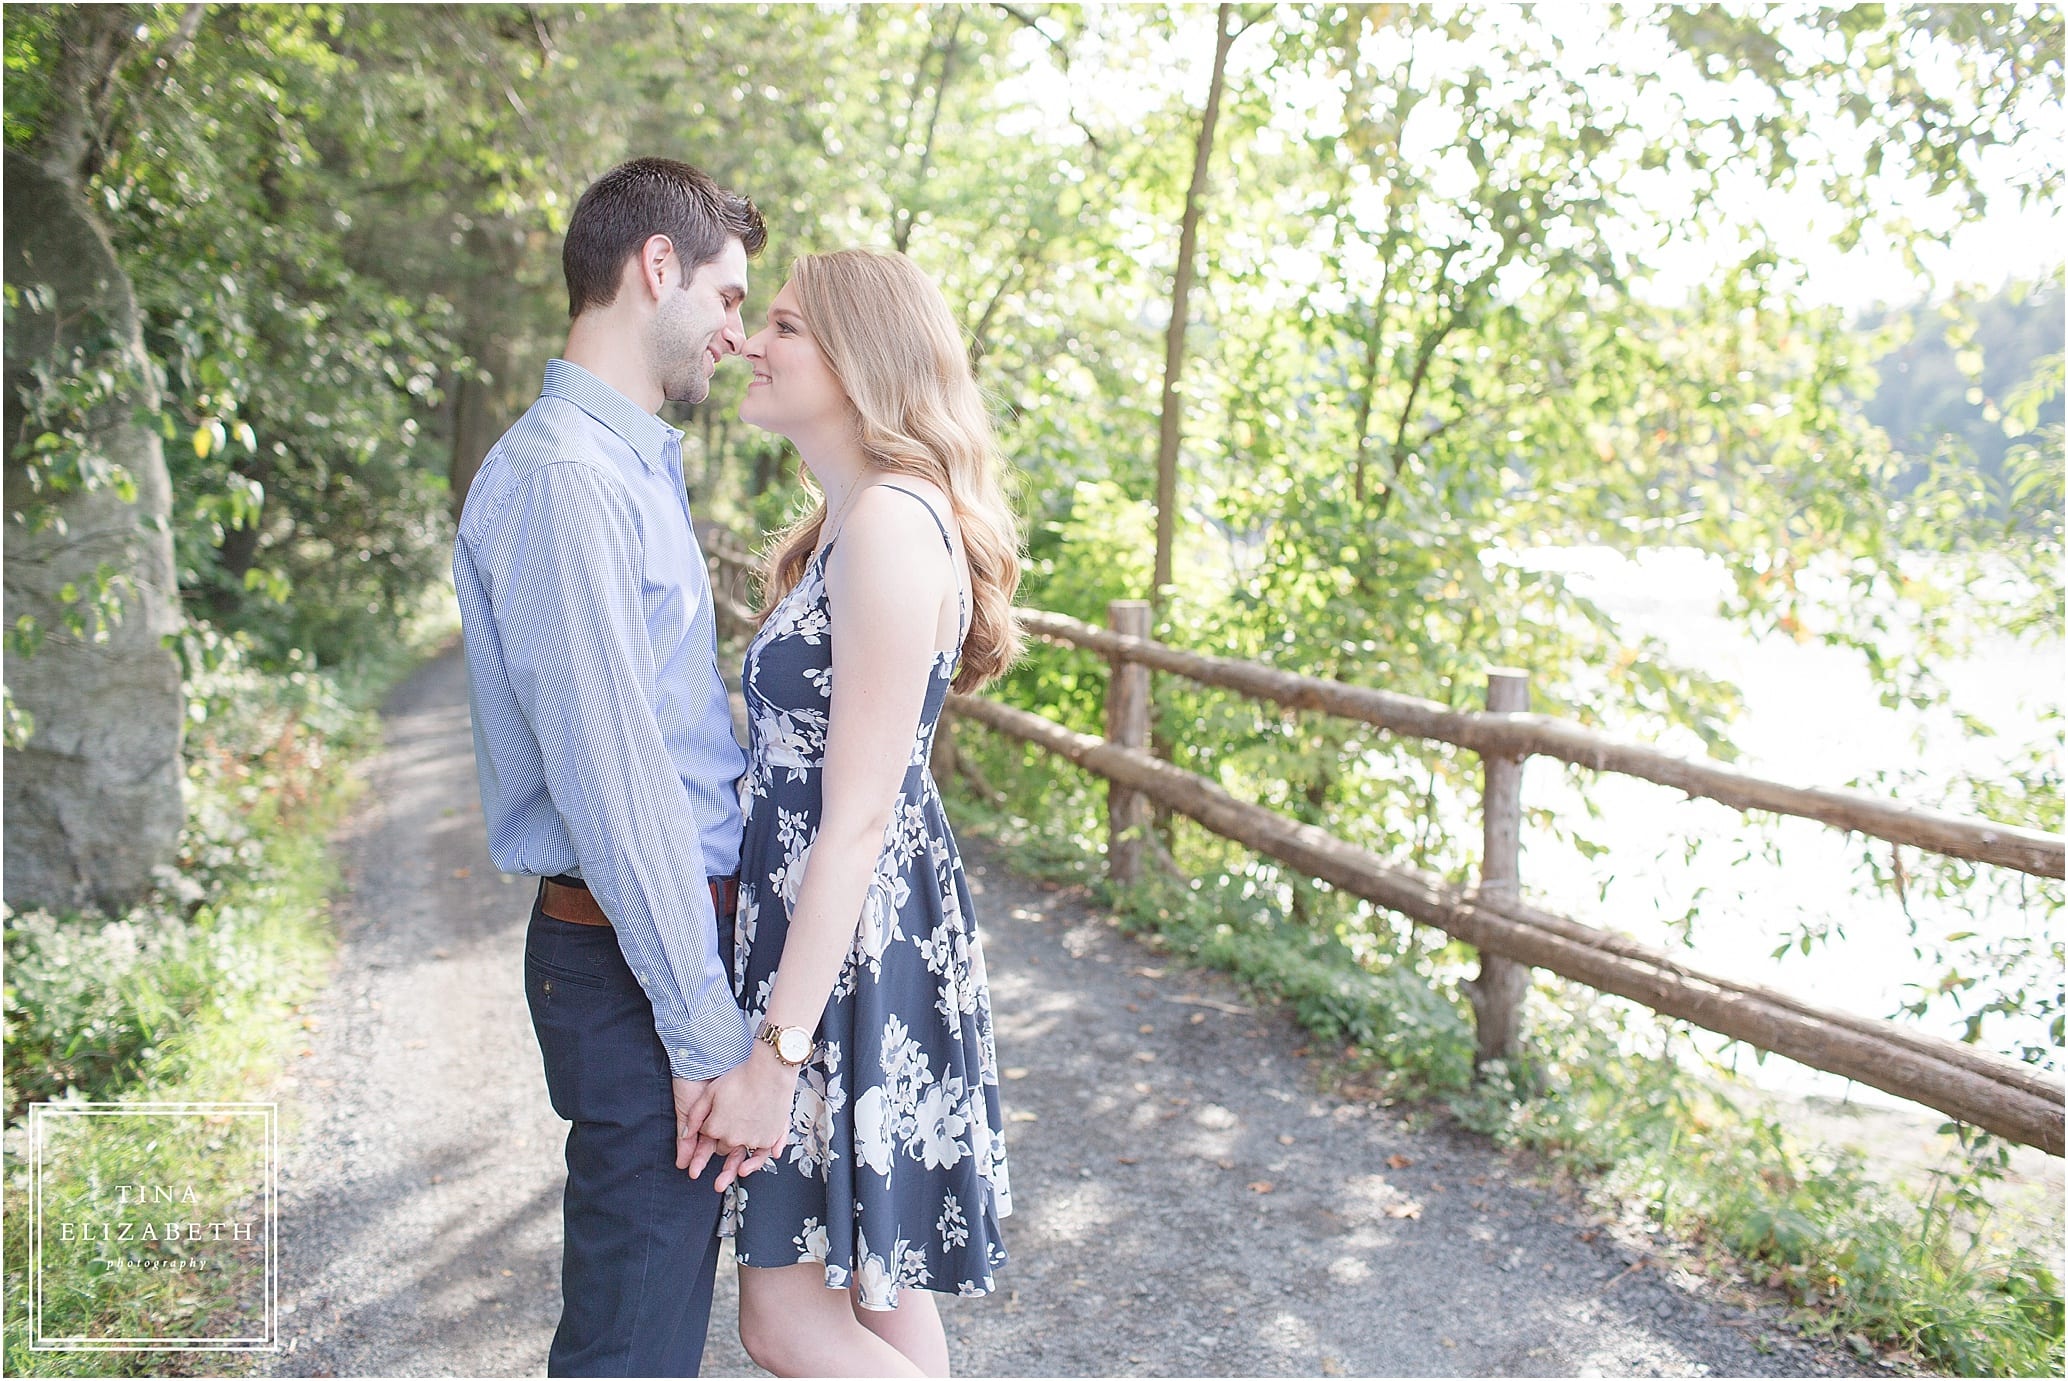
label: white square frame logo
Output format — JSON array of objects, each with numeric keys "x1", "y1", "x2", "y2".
[{"x1": 28, "y1": 1101, "x2": 278, "y2": 1352}]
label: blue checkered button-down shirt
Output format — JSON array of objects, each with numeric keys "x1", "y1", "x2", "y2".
[{"x1": 455, "y1": 359, "x2": 751, "y2": 1080}]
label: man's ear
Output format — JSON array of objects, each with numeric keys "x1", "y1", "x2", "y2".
[{"x1": 634, "y1": 232, "x2": 676, "y2": 303}]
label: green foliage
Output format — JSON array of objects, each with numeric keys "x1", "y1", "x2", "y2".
[
  {"x1": 4, "y1": 626, "x2": 369, "y2": 1118},
  {"x1": 1478, "y1": 997, "x2": 2066, "y2": 1378},
  {"x1": 1854, "y1": 723, "x2": 2066, "y2": 1063},
  {"x1": 3, "y1": 286, "x2": 143, "y2": 524},
  {"x1": 94, "y1": 8, "x2": 461, "y2": 666},
  {"x1": 1656, "y1": 4, "x2": 2063, "y2": 232},
  {"x1": 1115, "y1": 866, "x2": 1477, "y2": 1090},
  {"x1": 1864, "y1": 280, "x2": 2066, "y2": 492},
  {"x1": 10, "y1": 2, "x2": 2056, "y2": 703},
  {"x1": 1, "y1": 280, "x2": 153, "y2": 709},
  {"x1": 0, "y1": 627, "x2": 380, "y2": 1374}
]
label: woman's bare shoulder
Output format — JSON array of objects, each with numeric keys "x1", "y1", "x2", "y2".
[
  {"x1": 829, "y1": 482, "x2": 951, "y2": 577},
  {"x1": 846, "y1": 477, "x2": 958, "y2": 544}
]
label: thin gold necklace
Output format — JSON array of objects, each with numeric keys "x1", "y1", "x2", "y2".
[{"x1": 819, "y1": 472, "x2": 874, "y2": 553}]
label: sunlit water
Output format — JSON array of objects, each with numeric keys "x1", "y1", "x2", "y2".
[{"x1": 1507, "y1": 546, "x2": 2062, "y2": 1108}]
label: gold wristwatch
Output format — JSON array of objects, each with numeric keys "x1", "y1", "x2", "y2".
[{"x1": 758, "y1": 1020, "x2": 814, "y2": 1068}]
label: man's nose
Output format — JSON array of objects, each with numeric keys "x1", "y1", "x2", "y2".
[{"x1": 721, "y1": 312, "x2": 747, "y2": 355}]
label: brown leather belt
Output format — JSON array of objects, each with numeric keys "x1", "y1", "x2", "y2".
[{"x1": 539, "y1": 875, "x2": 739, "y2": 926}]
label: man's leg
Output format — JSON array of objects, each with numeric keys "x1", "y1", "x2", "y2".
[{"x1": 524, "y1": 894, "x2": 725, "y2": 1377}]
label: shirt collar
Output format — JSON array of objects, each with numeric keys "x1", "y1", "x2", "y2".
[{"x1": 540, "y1": 359, "x2": 681, "y2": 473}]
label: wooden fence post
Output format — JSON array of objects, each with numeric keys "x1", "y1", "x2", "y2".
[
  {"x1": 1105, "y1": 600, "x2": 1153, "y2": 883},
  {"x1": 1466, "y1": 667, "x2": 1532, "y2": 1071}
]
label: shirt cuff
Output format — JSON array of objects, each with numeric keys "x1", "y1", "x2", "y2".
[{"x1": 657, "y1": 994, "x2": 754, "y2": 1081}]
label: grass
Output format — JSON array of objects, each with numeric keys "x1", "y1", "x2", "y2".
[
  {"x1": 2, "y1": 607, "x2": 452, "y2": 1376},
  {"x1": 3, "y1": 771, "x2": 351, "y2": 1375},
  {"x1": 1455, "y1": 1009, "x2": 2065, "y2": 1377},
  {"x1": 11, "y1": 1105, "x2": 277, "y2": 1366},
  {"x1": 947, "y1": 728, "x2": 2065, "y2": 1378}
]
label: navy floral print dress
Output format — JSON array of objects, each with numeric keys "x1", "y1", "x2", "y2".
[{"x1": 721, "y1": 486, "x2": 1010, "y2": 1310}]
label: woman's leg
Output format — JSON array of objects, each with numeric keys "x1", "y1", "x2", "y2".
[
  {"x1": 737, "y1": 1263, "x2": 926, "y2": 1378},
  {"x1": 853, "y1": 1286, "x2": 949, "y2": 1377}
]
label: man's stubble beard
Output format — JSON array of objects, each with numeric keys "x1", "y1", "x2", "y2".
[
  {"x1": 665, "y1": 337, "x2": 715, "y2": 406},
  {"x1": 665, "y1": 367, "x2": 713, "y2": 408},
  {"x1": 652, "y1": 294, "x2": 717, "y2": 407}
]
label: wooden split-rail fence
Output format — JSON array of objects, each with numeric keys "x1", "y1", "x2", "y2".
[{"x1": 700, "y1": 530, "x2": 2065, "y2": 1156}]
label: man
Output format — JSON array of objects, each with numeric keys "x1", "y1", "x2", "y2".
[{"x1": 453, "y1": 157, "x2": 763, "y2": 1377}]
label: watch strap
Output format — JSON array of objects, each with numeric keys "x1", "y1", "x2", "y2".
[{"x1": 758, "y1": 1020, "x2": 813, "y2": 1067}]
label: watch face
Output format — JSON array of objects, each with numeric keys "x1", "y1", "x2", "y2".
[{"x1": 777, "y1": 1027, "x2": 812, "y2": 1064}]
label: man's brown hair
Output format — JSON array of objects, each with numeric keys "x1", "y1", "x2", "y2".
[{"x1": 562, "y1": 157, "x2": 767, "y2": 318}]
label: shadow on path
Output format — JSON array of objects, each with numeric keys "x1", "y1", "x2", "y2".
[{"x1": 262, "y1": 647, "x2": 1871, "y2": 1378}]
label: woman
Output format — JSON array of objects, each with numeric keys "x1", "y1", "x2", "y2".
[{"x1": 693, "y1": 248, "x2": 1022, "y2": 1377}]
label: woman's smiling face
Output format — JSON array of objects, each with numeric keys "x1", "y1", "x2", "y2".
[{"x1": 739, "y1": 278, "x2": 851, "y2": 441}]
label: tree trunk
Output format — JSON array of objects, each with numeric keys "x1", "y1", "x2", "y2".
[
  {"x1": 448, "y1": 218, "x2": 529, "y2": 521},
  {"x1": 1151, "y1": 2, "x2": 1237, "y2": 599},
  {"x1": 4, "y1": 145, "x2": 185, "y2": 914},
  {"x1": 1351, "y1": 315, "x2": 1382, "y2": 505},
  {"x1": 891, "y1": 6, "x2": 964, "y2": 255}
]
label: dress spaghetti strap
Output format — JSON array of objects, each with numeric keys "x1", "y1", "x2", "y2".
[{"x1": 876, "y1": 483, "x2": 969, "y2": 644}]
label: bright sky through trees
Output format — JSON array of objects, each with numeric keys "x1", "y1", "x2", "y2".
[{"x1": 1002, "y1": 3, "x2": 2063, "y2": 314}]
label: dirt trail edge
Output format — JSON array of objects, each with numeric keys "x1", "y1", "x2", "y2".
[{"x1": 261, "y1": 646, "x2": 1876, "y2": 1378}]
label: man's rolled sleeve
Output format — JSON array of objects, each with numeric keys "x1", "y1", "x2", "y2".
[{"x1": 484, "y1": 461, "x2": 750, "y2": 1080}]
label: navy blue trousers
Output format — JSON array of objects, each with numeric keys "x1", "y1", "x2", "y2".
[{"x1": 524, "y1": 890, "x2": 734, "y2": 1377}]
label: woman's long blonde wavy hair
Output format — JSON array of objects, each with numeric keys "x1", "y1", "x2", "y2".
[{"x1": 755, "y1": 249, "x2": 1023, "y2": 691}]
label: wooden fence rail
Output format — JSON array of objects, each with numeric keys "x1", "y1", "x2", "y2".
[
  {"x1": 700, "y1": 537, "x2": 2065, "y2": 1154},
  {"x1": 1016, "y1": 609, "x2": 2065, "y2": 881},
  {"x1": 948, "y1": 692, "x2": 2064, "y2": 1155}
]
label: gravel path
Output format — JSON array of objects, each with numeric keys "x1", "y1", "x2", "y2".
[{"x1": 261, "y1": 647, "x2": 1879, "y2": 1377}]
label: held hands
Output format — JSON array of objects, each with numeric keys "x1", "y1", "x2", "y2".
[
  {"x1": 670, "y1": 1072, "x2": 770, "y2": 1189},
  {"x1": 688, "y1": 1043, "x2": 800, "y2": 1192},
  {"x1": 672, "y1": 1075, "x2": 716, "y2": 1172}
]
